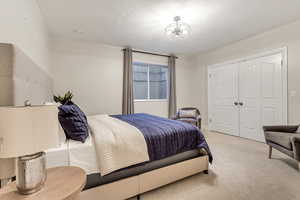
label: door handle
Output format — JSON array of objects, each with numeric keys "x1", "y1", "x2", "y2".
[
  {"x1": 234, "y1": 102, "x2": 238, "y2": 106},
  {"x1": 239, "y1": 102, "x2": 244, "y2": 106}
]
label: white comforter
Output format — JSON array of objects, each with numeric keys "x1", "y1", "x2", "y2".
[{"x1": 88, "y1": 115, "x2": 150, "y2": 175}]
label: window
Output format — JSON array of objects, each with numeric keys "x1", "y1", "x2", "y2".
[{"x1": 133, "y1": 62, "x2": 168, "y2": 100}]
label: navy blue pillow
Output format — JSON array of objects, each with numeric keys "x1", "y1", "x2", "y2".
[{"x1": 58, "y1": 101, "x2": 89, "y2": 143}]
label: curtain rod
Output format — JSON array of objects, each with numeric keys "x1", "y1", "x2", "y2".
[{"x1": 122, "y1": 49, "x2": 178, "y2": 59}]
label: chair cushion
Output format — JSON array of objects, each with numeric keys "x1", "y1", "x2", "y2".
[
  {"x1": 263, "y1": 125, "x2": 299, "y2": 133},
  {"x1": 178, "y1": 110, "x2": 197, "y2": 118},
  {"x1": 265, "y1": 131, "x2": 295, "y2": 150},
  {"x1": 177, "y1": 118, "x2": 197, "y2": 125}
]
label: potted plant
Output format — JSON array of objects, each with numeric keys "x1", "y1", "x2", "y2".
[{"x1": 53, "y1": 91, "x2": 73, "y2": 105}]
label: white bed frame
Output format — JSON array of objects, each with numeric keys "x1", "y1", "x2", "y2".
[{"x1": 79, "y1": 155, "x2": 209, "y2": 200}]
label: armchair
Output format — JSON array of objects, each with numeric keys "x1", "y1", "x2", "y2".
[
  {"x1": 172, "y1": 107, "x2": 201, "y2": 129},
  {"x1": 263, "y1": 125, "x2": 300, "y2": 170}
]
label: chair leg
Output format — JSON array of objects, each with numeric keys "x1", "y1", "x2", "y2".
[
  {"x1": 268, "y1": 146, "x2": 272, "y2": 159},
  {"x1": 298, "y1": 162, "x2": 300, "y2": 171}
]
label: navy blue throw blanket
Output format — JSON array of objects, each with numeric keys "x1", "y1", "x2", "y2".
[{"x1": 111, "y1": 113, "x2": 212, "y2": 163}]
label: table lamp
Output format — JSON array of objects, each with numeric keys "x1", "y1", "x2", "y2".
[{"x1": 0, "y1": 105, "x2": 59, "y2": 194}]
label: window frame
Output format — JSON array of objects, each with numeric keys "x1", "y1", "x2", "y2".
[{"x1": 133, "y1": 61, "x2": 169, "y2": 102}]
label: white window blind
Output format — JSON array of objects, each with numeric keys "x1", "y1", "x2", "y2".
[{"x1": 133, "y1": 62, "x2": 168, "y2": 100}]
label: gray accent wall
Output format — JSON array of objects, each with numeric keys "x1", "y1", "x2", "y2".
[
  {"x1": 0, "y1": 43, "x2": 53, "y2": 106},
  {"x1": 0, "y1": 44, "x2": 13, "y2": 106}
]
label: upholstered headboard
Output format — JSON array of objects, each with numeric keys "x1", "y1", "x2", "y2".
[
  {"x1": 0, "y1": 43, "x2": 53, "y2": 106},
  {"x1": 0, "y1": 43, "x2": 53, "y2": 180}
]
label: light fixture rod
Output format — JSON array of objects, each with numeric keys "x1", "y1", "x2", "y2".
[{"x1": 174, "y1": 16, "x2": 181, "y2": 21}]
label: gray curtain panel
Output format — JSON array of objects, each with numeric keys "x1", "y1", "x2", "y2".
[
  {"x1": 122, "y1": 48, "x2": 134, "y2": 114},
  {"x1": 168, "y1": 55, "x2": 177, "y2": 118}
]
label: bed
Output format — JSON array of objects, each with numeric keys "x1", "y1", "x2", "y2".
[
  {"x1": 0, "y1": 43, "x2": 212, "y2": 198},
  {"x1": 46, "y1": 113, "x2": 212, "y2": 200}
]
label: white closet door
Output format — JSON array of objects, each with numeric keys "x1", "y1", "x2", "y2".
[
  {"x1": 208, "y1": 64, "x2": 239, "y2": 136},
  {"x1": 239, "y1": 53, "x2": 283, "y2": 142},
  {"x1": 260, "y1": 54, "x2": 284, "y2": 126},
  {"x1": 238, "y1": 60, "x2": 262, "y2": 141}
]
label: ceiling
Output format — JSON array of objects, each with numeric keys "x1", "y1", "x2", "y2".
[{"x1": 38, "y1": 0, "x2": 300, "y2": 55}]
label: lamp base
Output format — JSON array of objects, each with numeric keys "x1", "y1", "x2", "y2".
[{"x1": 16, "y1": 152, "x2": 46, "y2": 195}]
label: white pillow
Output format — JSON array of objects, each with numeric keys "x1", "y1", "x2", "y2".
[
  {"x1": 44, "y1": 102, "x2": 66, "y2": 145},
  {"x1": 179, "y1": 110, "x2": 197, "y2": 118},
  {"x1": 58, "y1": 123, "x2": 67, "y2": 146}
]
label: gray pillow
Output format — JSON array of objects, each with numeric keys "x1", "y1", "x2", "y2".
[{"x1": 179, "y1": 110, "x2": 197, "y2": 118}]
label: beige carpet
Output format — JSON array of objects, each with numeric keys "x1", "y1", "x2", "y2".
[{"x1": 130, "y1": 131, "x2": 300, "y2": 200}]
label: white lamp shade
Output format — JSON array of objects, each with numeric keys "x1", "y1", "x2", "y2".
[{"x1": 0, "y1": 105, "x2": 59, "y2": 158}]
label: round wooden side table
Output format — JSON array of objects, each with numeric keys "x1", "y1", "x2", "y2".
[{"x1": 0, "y1": 166, "x2": 86, "y2": 200}]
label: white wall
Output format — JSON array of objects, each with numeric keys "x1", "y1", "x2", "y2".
[
  {"x1": 0, "y1": 0, "x2": 51, "y2": 75},
  {"x1": 52, "y1": 39, "x2": 123, "y2": 115},
  {"x1": 51, "y1": 38, "x2": 195, "y2": 117},
  {"x1": 192, "y1": 19, "x2": 300, "y2": 127}
]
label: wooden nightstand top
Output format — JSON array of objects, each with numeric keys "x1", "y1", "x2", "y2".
[{"x1": 0, "y1": 166, "x2": 86, "y2": 200}]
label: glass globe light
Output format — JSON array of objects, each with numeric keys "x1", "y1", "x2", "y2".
[{"x1": 165, "y1": 16, "x2": 191, "y2": 39}]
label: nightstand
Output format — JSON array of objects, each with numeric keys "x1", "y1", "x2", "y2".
[{"x1": 0, "y1": 166, "x2": 86, "y2": 200}]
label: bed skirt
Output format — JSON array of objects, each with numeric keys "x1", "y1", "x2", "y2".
[{"x1": 79, "y1": 155, "x2": 209, "y2": 200}]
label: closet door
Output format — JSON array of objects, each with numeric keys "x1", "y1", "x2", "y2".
[
  {"x1": 260, "y1": 54, "x2": 284, "y2": 126},
  {"x1": 239, "y1": 54, "x2": 283, "y2": 142},
  {"x1": 208, "y1": 64, "x2": 239, "y2": 136},
  {"x1": 238, "y1": 60, "x2": 262, "y2": 141}
]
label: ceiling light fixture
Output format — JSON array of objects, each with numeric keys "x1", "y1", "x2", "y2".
[{"x1": 165, "y1": 16, "x2": 191, "y2": 39}]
